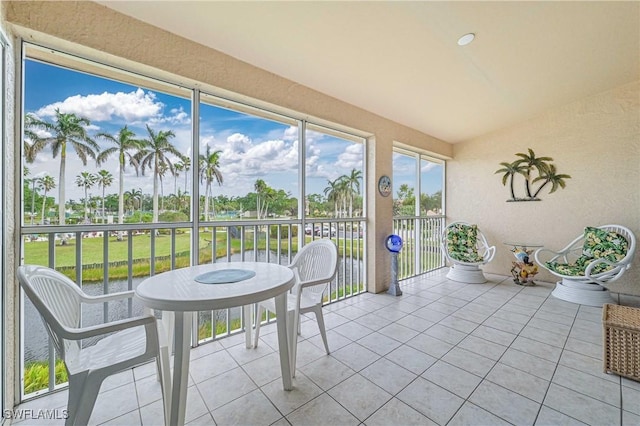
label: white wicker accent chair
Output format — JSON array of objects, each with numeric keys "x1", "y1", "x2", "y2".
[
  {"x1": 441, "y1": 221, "x2": 496, "y2": 284},
  {"x1": 253, "y1": 239, "x2": 338, "y2": 376},
  {"x1": 18, "y1": 265, "x2": 170, "y2": 426},
  {"x1": 534, "y1": 225, "x2": 636, "y2": 306}
]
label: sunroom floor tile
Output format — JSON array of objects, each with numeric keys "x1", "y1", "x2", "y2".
[{"x1": 15, "y1": 269, "x2": 640, "y2": 425}]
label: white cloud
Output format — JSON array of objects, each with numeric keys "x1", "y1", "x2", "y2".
[
  {"x1": 225, "y1": 133, "x2": 252, "y2": 155},
  {"x1": 36, "y1": 88, "x2": 164, "y2": 123},
  {"x1": 25, "y1": 98, "x2": 368, "y2": 201},
  {"x1": 283, "y1": 126, "x2": 298, "y2": 141},
  {"x1": 224, "y1": 138, "x2": 297, "y2": 176},
  {"x1": 303, "y1": 142, "x2": 323, "y2": 177},
  {"x1": 336, "y1": 143, "x2": 363, "y2": 169},
  {"x1": 31, "y1": 129, "x2": 52, "y2": 139},
  {"x1": 149, "y1": 106, "x2": 191, "y2": 126},
  {"x1": 421, "y1": 162, "x2": 438, "y2": 172},
  {"x1": 193, "y1": 132, "x2": 300, "y2": 196}
]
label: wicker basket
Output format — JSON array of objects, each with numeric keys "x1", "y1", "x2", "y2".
[{"x1": 602, "y1": 303, "x2": 640, "y2": 381}]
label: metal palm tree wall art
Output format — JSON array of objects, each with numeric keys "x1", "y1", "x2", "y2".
[{"x1": 495, "y1": 149, "x2": 571, "y2": 202}]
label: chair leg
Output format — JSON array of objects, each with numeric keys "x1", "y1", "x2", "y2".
[
  {"x1": 66, "y1": 373, "x2": 102, "y2": 426},
  {"x1": 313, "y1": 306, "x2": 330, "y2": 355},
  {"x1": 254, "y1": 305, "x2": 264, "y2": 348},
  {"x1": 288, "y1": 309, "x2": 299, "y2": 378},
  {"x1": 65, "y1": 372, "x2": 86, "y2": 426}
]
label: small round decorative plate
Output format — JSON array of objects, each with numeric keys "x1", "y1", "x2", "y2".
[
  {"x1": 378, "y1": 175, "x2": 392, "y2": 197},
  {"x1": 195, "y1": 269, "x2": 256, "y2": 284}
]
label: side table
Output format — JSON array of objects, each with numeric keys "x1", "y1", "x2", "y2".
[{"x1": 503, "y1": 242, "x2": 543, "y2": 286}]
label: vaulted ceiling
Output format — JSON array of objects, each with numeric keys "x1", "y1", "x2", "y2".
[{"x1": 99, "y1": 1, "x2": 639, "y2": 143}]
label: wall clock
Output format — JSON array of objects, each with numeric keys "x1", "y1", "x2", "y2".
[{"x1": 378, "y1": 175, "x2": 392, "y2": 197}]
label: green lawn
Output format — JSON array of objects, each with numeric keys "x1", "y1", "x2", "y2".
[{"x1": 23, "y1": 231, "x2": 364, "y2": 282}]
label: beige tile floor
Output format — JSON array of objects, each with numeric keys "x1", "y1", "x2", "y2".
[{"x1": 13, "y1": 270, "x2": 640, "y2": 425}]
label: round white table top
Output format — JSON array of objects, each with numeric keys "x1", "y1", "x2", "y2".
[{"x1": 135, "y1": 262, "x2": 295, "y2": 312}]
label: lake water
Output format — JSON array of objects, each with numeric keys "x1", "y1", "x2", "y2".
[{"x1": 23, "y1": 251, "x2": 363, "y2": 362}]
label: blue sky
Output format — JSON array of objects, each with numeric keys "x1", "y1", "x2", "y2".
[
  {"x1": 392, "y1": 153, "x2": 443, "y2": 199},
  {"x1": 24, "y1": 59, "x2": 440, "y2": 204}
]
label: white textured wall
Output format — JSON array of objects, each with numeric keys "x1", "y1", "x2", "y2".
[{"x1": 448, "y1": 81, "x2": 640, "y2": 295}]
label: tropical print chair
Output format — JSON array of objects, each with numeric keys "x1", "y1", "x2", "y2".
[
  {"x1": 441, "y1": 221, "x2": 496, "y2": 283},
  {"x1": 534, "y1": 225, "x2": 636, "y2": 306}
]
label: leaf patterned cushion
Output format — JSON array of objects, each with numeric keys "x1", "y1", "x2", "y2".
[
  {"x1": 545, "y1": 227, "x2": 628, "y2": 276},
  {"x1": 446, "y1": 223, "x2": 484, "y2": 263}
]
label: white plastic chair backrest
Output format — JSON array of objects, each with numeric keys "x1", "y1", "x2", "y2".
[
  {"x1": 289, "y1": 239, "x2": 338, "y2": 302},
  {"x1": 18, "y1": 265, "x2": 84, "y2": 362}
]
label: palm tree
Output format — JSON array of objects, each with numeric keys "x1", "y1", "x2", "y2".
[
  {"x1": 27, "y1": 110, "x2": 99, "y2": 224},
  {"x1": 29, "y1": 176, "x2": 40, "y2": 225},
  {"x1": 96, "y1": 126, "x2": 143, "y2": 227},
  {"x1": 124, "y1": 188, "x2": 143, "y2": 219},
  {"x1": 513, "y1": 148, "x2": 553, "y2": 198},
  {"x1": 495, "y1": 161, "x2": 527, "y2": 200},
  {"x1": 157, "y1": 162, "x2": 168, "y2": 212},
  {"x1": 124, "y1": 188, "x2": 139, "y2": 217},
  {"x1": 323, "y1": 178, "x2": 340, "y2": 218},
  {"x1": 532, "y1": 164, "x2": 571, "y2": 198},
  {"x1": 136, "y1": 125, "x2": 179, "y2": 222},
  {"x1": 170, "y1": 189, "x2": 189, "y2": 213},
  {"x1": 24, "y1": 168, "x2": 37, "y2": 225},
  {"x1": 23, "y1": 114, "x2": 47, "y2": 164},
  {"x1": 75, "y1": 171, "x2": 97, "y2": 222},
  {"x1": 173, "y1": 161, "x2": 183, "y2": 195},
  {"x1": 123, "y1": 191, "x2": 134, "y2": 216},
  {"x1": 39, "y1": 175, "x2": 56, "y2": 225},
  {"x1": 95, "y1": 170, "x2": 114, "y2": 223},
  {"x1": 180, "y1": 157, "x2": 191, "y2": 193},
  {"x1": 337, "y1": 176, "x2": 350, "y2": 218},
  {"x1": 199, "y1": 146, "x2": 223, "y2": 220},
  {"x1": 254, "y1": 179, "x2": 269, "y2": 220},
  {"x1": 345, "y1": 169, "x2": 362, "y2": 217}
]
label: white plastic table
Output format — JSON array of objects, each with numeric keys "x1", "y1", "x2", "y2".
[{"x1": 135, "y1": 262, "x2": 295, "y2": 426}]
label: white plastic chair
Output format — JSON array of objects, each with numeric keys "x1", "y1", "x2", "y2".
[
  {"x1": 253, "y1": 239, "x2": 338, "y2": 375},
  {"x1": 441, "y1": 221, "x2": 496, "y2": 283},
  {"x1": 534, "y1": 225, "x2": 636, "y2": 306},
  {"x1": 18, "y1": 265, "x2": 170, "y2": 426}
]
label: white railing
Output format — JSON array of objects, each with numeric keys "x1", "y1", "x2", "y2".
[
  {"x1": 19, "y1": 218, "x2": 365, "y2": 398},
  {"x1": 392, "y1": 215, "x2": 446, "y2": 279}
]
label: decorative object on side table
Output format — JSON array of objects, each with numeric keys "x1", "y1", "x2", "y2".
[
  {"x1": 504, "y1": 242, "x2": 542, "y2": 285},
  {"x1": 386, "y1": 234, "x2": 403, "y2": 296}
]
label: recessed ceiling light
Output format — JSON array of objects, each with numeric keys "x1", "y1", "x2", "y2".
[{"x1": 457, "y1": 33, "x2": 475, "y2": 46}]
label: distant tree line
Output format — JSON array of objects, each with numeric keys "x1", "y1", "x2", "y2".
[{"x1": 23, "y1": 110, "x2": 365, "y2": 224}]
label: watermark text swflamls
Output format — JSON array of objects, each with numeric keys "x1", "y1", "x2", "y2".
[{"x1": 3, "y1": 408, "x2": 69, "y2": 420}]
